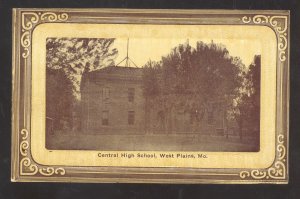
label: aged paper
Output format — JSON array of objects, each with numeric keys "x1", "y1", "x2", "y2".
[{"x1": 12, "y1": 9, "x2": 289, "y2": 183}]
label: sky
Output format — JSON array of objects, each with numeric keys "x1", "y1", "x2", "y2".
[{"x1": 112, "y1": 38, "x2": 262, "y2": 68}]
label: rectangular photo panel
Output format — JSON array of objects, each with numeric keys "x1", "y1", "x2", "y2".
[{"x1": 12, "y1": 9, "x2": 289, "y2": 183}]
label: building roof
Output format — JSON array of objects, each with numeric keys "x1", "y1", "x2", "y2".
[
  {"x1": 82, "y1": 66, "x2": 143, "y2": 85},
  {"x1": 88, "y1": 65, "x2": 143, "y2": 77}
]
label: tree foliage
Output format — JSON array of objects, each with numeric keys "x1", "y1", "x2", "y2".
[
  {"x1": 143, "y1": 41, "x2": 245, "y2": 131},
  {"x1": 231, "y1": 55, "x2": 260, "y2": 140},
  {"x1": 46, "y1": 38, "x2": 118, "y2": 98}
]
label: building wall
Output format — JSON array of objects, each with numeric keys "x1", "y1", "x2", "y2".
[{"x1": 81, "y1": 77, "x2": 145, "y2": 134}]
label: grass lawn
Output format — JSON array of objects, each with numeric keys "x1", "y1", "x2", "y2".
[{"x1": 46, "y1": 131, "x2": 259, "y2": 152}]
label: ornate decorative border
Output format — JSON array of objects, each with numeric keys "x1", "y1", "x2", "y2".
[
  {"x1": 238, "y1": 14, "x2": 288, "y2": 181},
  {"x1": 12, "y1": 9, "x2": 289, "y2": 183},
  {"x1": 19, "y1": 129, "x2": 65, "y2": 176},
  {"x1": 21, "y1": 12, "x2": 68, "y2": 58},
  {"x1": 241, "y1": 15, "x2": 288, "y2": 62},
  {"x1": 18, "y1": 11, "x2": 68, "y2": 177},
  {"x1": 239, "y1": 135, "x2": 286, "y2": 180}
]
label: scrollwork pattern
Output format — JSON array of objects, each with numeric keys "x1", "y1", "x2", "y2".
[
  {"x1": 20, "y1": 157, "x2": 39, "y2": 176},
  {"x1": 20, "y1": 31, "x2": 30, "y2": 58},
  {"x1": 41, "y1": 12, "x2": 58, "y2": 21},
  {"x1": 253, "y1": 15, "x2": 269, "y2": 24},
  {"x1": 239, "y1": 135, "x2": 287, "y2": 180},
  {"x1": 20, "y1": 140, "x2": 29, "y2": 156},
  {"x1": 20, "y1": 12, "x2": 69, "y2": 58},
  {"x1": 17, "y1": 11, "x2": 288, "y2": 181},
  {"x1": 242, "y1": 15, "x2": 288, "y2": 62},
  {"x1": 270, "y1": 16, "x2": 288, "y2": 33},
  {"x1": 19, "y1": 129, "x2": 66, "y2": 177},
  {"x1": 19, "y1": 12, "x2": 68, "y2": 177},
  {"x1": 58, "y1": 13, "x2": 69, "y2": 21},
  {"x1": 21, "y1": 12, "x2": 39, "y2": 31},
  {"x1": 240, "y1": 15, "x2": 288, "y2": 181}
]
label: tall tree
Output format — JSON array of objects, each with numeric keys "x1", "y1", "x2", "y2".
[
  {"x1": 230, "y1": 55, "x2": 260, "y2": 141},
  {"x1": 143, "y1": 61, "x2": 162, "y2": 132},
  {"x1": 143, "y1": 41, "x2": 245, "y2": 133}
]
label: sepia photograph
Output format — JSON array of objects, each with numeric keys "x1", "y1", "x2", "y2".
[
  {"x1": 11, "y1": 9, "x2": 289, "y2": 183},
  {"x1": 45, "y1": 37, "x2": 261, "y2": 152}
]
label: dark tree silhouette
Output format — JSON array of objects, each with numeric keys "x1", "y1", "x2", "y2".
[
  {"x1": 143, "y1": 41, "x2": 245, "y2": 133},
  {"x1": 232, "y1": 55, "x2": 261, "y2": 146},
  {"x1": 231, "y1": 55, "x2": 260, "y2": 144},
  {"x1": 46, "y1": 67, "x2": 73, "y2": 132}
]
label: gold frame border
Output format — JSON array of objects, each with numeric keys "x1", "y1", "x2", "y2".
[
  {"x1": 239, "y1": 15, "x2": 289, "y2": 181},
  {"x1": 11, "y1": 9, "x2": 289, "y2": 183}
]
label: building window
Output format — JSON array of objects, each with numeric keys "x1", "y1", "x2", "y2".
[
  {"x1": 128, "y1": 88, "x2": 135, "y2": 102},
  {"x1": 207, "y1": 111, "x2": 214, "y2": 125},
  {"x1": 128, "y1": 111, "x2": 135, "y2": 125},
  {"x1": 103, "y1": 87, "x2": 110, "y2": 100},
  {"x1": 102, "y1": 111, "x2": 109, "y2": 125}
]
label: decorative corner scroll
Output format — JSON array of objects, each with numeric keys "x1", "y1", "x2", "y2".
[
  {"x1": 21, "y1": 12, "x2": 69, "y2": 58},
  {"x1": 19, "y1": 129, "x2": 66, "y2": 177},
  {"x1": 239, "y1": 134, "x2": 287, "y2": 180},
  {"x1": 241, "y1": 15, "x2": 288, "y2": 62}
]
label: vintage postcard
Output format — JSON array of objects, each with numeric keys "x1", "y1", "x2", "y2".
[{"x1": 12, "y1": 9, "x2": 289, "y2": 183}]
